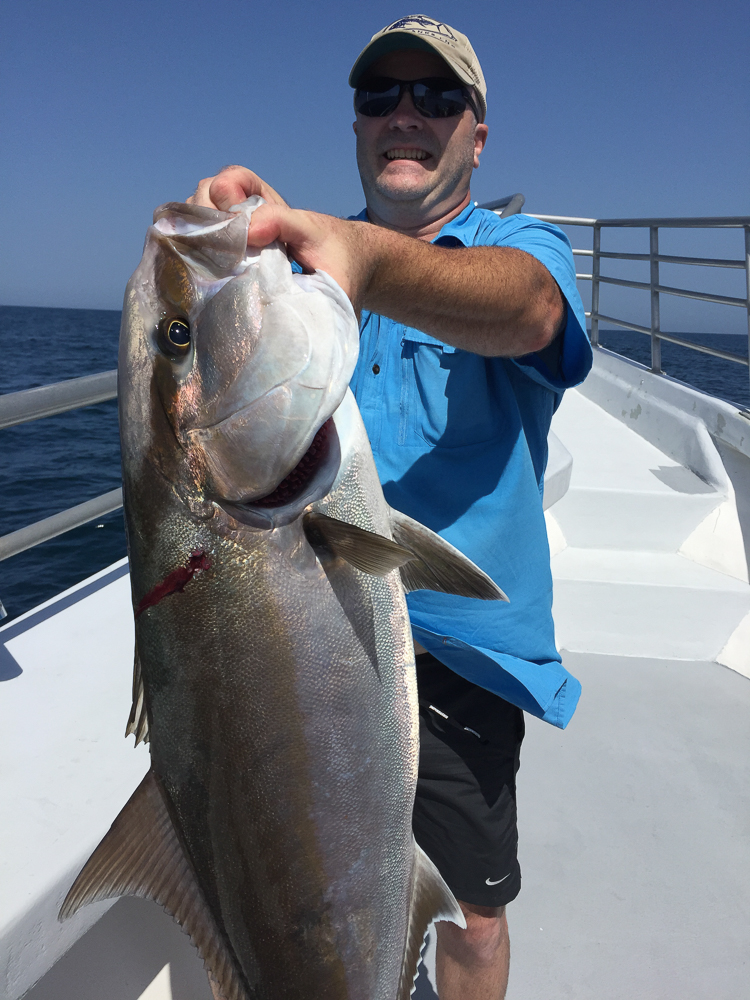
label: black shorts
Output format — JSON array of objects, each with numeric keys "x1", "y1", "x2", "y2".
[{"x1": 412, "y1": 653, "x2": 524, "y2": 908}]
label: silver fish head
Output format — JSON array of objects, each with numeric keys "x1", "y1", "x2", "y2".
[{"x1": 119, "y1": 198, "x2": 359, "y2": 528}]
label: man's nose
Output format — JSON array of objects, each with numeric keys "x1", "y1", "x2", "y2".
[{"x1": 388, "y1": 90, "x2": 423, "y2": 128}]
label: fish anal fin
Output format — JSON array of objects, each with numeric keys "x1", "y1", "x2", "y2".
[
  {"x1": 59, "y1": 770, "x2": 248, "y2": 1000},
  {"x1": 125, "y1": 647, "x2": 149, "y2": 745},
  {"x1": 389, "y1": 507, "x2": 508, "y2": 601},
  {"x1": 399, "y1": 841, "x2": 466, "y2": 1000},
  {"x1": 303, "y1": 511, "x2": 414, "y2": 577}
]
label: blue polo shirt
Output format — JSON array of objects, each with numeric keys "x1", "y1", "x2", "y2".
[{"x1": 349, "y1": 204, "x2": 592, "y2": 728}]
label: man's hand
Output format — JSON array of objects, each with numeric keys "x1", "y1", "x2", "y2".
[
  {"x1": 246, "y1": 204, "x2": 377, "y2": 309},
  {"x1": 185, "y1": 166, "x2": 374, "y2": 308},
  {"x1": 187, "y1": 165, "x2": 289, "y2": 210}
]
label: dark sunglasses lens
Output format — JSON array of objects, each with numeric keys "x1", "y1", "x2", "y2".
[
  {"x1": 412, "y1": 82, "x2": 467, "y2": 118},
  {"x1": 355, "y1": 83, "x2": 401, "y2": 117}
]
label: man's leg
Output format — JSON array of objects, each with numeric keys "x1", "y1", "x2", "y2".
[
  {"x1": 436, "y1": 902, "x2": 509, "y2": 1000},
  {"x1": 412, "y1": 652, "x2": 524, "y2": 1000}
]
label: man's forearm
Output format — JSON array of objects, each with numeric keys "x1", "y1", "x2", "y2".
[
  {"x1": 227, "y1": 197, "x2": 564, "y2": 358},
  {"x1": 356, "y1": 224, "x2": 565, "y2": 358}
]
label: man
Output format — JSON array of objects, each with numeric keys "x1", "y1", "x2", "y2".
[{"x1": 189, "y1": 15, "x2": 591, "y2": 1000}]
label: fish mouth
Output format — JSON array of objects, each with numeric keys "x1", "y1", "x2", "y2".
[{"x1": 218, "y1": 418, "x2": 341, "y2": 529}]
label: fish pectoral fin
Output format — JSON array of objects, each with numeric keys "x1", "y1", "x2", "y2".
[
  {"x1": 303, "y1": 511, "x2": 415, "y2": 576},
  {"x1": 125, "y1": 647, "x2": 149, "y2": 745},
  {"x1": 59, "y1": 770, "x2": 248, "y2": 1000},
  {"x1": 399, "y1": 841, "x2": 466, "y2": 1000},
  {"x1": 388, "y1": 507, "x2": 509, "y2": 601}
]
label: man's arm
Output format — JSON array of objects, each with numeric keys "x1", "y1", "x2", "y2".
[
  {"x1": 190, "y1": 167, "x2": 565, "y2": 359},
  {"x1": 340, "y1": 228, "x2": 564, "y2": 357}
]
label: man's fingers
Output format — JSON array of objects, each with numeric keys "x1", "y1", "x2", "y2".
[
  {"x1": 187, "y1": 176, "x2": 218, "y2": 208},
  {"x1": 186, "y1": 167, "x2": 263, "y2": 211},
  {"x1": 246, "y1": 204, "x2": 310, "y2": 249},
  {"x1": 187, "y1": 166, "x2": 289, "y2": 211},
  {"x1": 209, "y1": 166, "x2": 265, "y2": 211}
]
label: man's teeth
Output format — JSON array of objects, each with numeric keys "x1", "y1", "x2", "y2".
[{"x1": 385, "y1": 149, "x2": 429, "y2": 160}]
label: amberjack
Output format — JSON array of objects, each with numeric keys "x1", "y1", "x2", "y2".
[{"x1": 60, "y1": 199, "x2": 507, "y2": 1000}]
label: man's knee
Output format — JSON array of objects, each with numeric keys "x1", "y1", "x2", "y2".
[{"x1": 437, "y1": 903, "x2": 508, "y2": 966}]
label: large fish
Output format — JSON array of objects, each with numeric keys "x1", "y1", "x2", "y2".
[{"x1": 60, "y1": 198, "x2": 506, "y2": 1000}]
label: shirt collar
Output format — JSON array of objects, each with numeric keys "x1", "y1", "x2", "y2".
[
  {"x1": 352, "y1": 201, "x2": 482, "y2": 247},
  {"x1": 432, "y1": 201, "x2": 481, "y2": 246}
]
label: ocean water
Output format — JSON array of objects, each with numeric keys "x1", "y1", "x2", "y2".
[
  {"x1": 1, "y1": 305, "x2": 748, "y2": 624},
  {"x1": 0, "y1": 306, "x2": 125, "y2": 623}
]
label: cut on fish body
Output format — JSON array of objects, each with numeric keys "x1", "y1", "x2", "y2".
[{"x1": 60, "y1": 198, "x2": 505, "y2": 999}]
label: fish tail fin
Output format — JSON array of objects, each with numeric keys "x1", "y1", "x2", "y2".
[
  {"x1": 59, "y1": 770, "x2": 248, "y2": 1000},
  {"x1": 399, "y1": 840, "x2": 466, "y2": 1000}
]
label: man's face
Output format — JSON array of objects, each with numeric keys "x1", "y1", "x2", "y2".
[{"x1": 353, "y1": 50, "x2": 488, "y2": 227}]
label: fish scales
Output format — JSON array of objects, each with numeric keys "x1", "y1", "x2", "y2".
[{"x1": 60, "y1": 198, "x2": 505, "y2": 1000}]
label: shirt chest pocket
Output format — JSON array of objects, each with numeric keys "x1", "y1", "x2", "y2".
[{"x1": 402, "y1": 335, "x2": 503, "y2": 449}]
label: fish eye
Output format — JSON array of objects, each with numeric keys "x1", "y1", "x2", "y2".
[{"x1": 158, "y1": 317, "x2": 191, "y2": 357}]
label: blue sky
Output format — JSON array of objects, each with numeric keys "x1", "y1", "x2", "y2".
[{"x1": 1, "y1": 0, "x2": 748, "y2": 320}]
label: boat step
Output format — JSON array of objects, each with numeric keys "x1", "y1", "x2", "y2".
[
  {"x1": 551, "y1": 486, "x2": 721, "y2": 551},
  {"x1": 550, "y1": 389, "x2": 709, "y2": 495},
  {"x1": 552, "y1": 549, "x2": 750, "y2": 660}
]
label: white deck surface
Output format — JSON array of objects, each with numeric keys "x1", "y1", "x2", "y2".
[{"x1": 0, "y1": 561, "x2": 149, "y2": 1000}]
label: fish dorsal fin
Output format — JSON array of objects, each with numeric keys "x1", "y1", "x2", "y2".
[
  {"x1": 399, "y1": 841, "x2": 466, "y2": 1000},
  {"x1": 388, "y1": 507, "x2": 509, "y2": 601},
  {"x1": 125, "y1": 647, "x2": 149, "y2": 745},
  {"x1": 59, "y1": 771, "x2": 249, "y2": 1000},
  {"x1": 303, "y1": 512, "x2": 415, "y2": 576}
]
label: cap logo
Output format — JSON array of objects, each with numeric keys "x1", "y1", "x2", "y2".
[{"x1": 385, "y1": 15, "x2": 457, "y2": 44}]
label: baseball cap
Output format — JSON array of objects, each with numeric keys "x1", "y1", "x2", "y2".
[{"x1": 349, "y1": 15, "x2": 487, "y2": 122}]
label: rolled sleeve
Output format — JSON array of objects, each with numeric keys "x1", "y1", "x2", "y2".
[{"x1": 441, "y1": 211, "x2": 593, "y2": 391}]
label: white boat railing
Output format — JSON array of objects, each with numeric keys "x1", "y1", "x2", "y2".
[
  {"x1": 2, "y1": 206, "x2": 749, "y2": 579},
  {"x1": 526, "y1": 213, "x2": 750, "y2": 392}
]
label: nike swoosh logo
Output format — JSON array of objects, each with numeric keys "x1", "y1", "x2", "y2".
[{"x1": 485, "y1": 874, "x2": 511, "y2": 886}]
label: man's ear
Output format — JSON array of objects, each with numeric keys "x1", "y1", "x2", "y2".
[
  {"x1": 473, "y1": 123, "x2": 489, "y2": 169},
  {"x1": 352, "y1": 121, "x2": 358, "y2": 135}
]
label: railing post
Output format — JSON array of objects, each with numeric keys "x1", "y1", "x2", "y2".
[
  {"x1": 650, "y1": 226, "x2": 662, "y2": 373},
  {"x1": 590, "y1": 224, "x2": 601, "y2": 346},
  {"x1": 745, "y1": 226, "x2": 750, "y2": 407}
]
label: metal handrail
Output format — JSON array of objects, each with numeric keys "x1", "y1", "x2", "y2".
[
  {"x1": 573, "y1": 249, "x2": 745, "y2": 269},
  {"x1": 595, "y1": 274, "x2": 747, "y2": 308},
  {"x1": 587, "y1": 216, "x2": 750, "y2": 229},
  {"x1": 0, "y1": 372, "x2": 123, "y2": 575},
  {"x1": 592, "y1": 315, "x2": 748, "y2": 366},
  {"x1": 0, "y1": 489, "x2": 124, "y2": 563},
  {"x1": 0, "y1": 370, "x2": 117, "y2": 430},
  {"x1": 533, "y1": 215, "x2": 750, "y2": 228},
  {"x1": 478, "y1": 194, "x2": 526, "y2": 217},
  {"x1": 527, "y1": 213, "x2": 750, "y2": 393},
  {"x1": 653, "y1": 332, "x2": 748, "y2": 366}
]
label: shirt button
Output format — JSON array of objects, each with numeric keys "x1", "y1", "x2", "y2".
[{"x1": 372, "y1": 364, "x2": 380, "y2": 375}]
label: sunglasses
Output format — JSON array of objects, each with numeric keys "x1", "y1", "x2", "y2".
[{"x1": 354, "y1": 77, "x2": 480, "y2": 121}]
